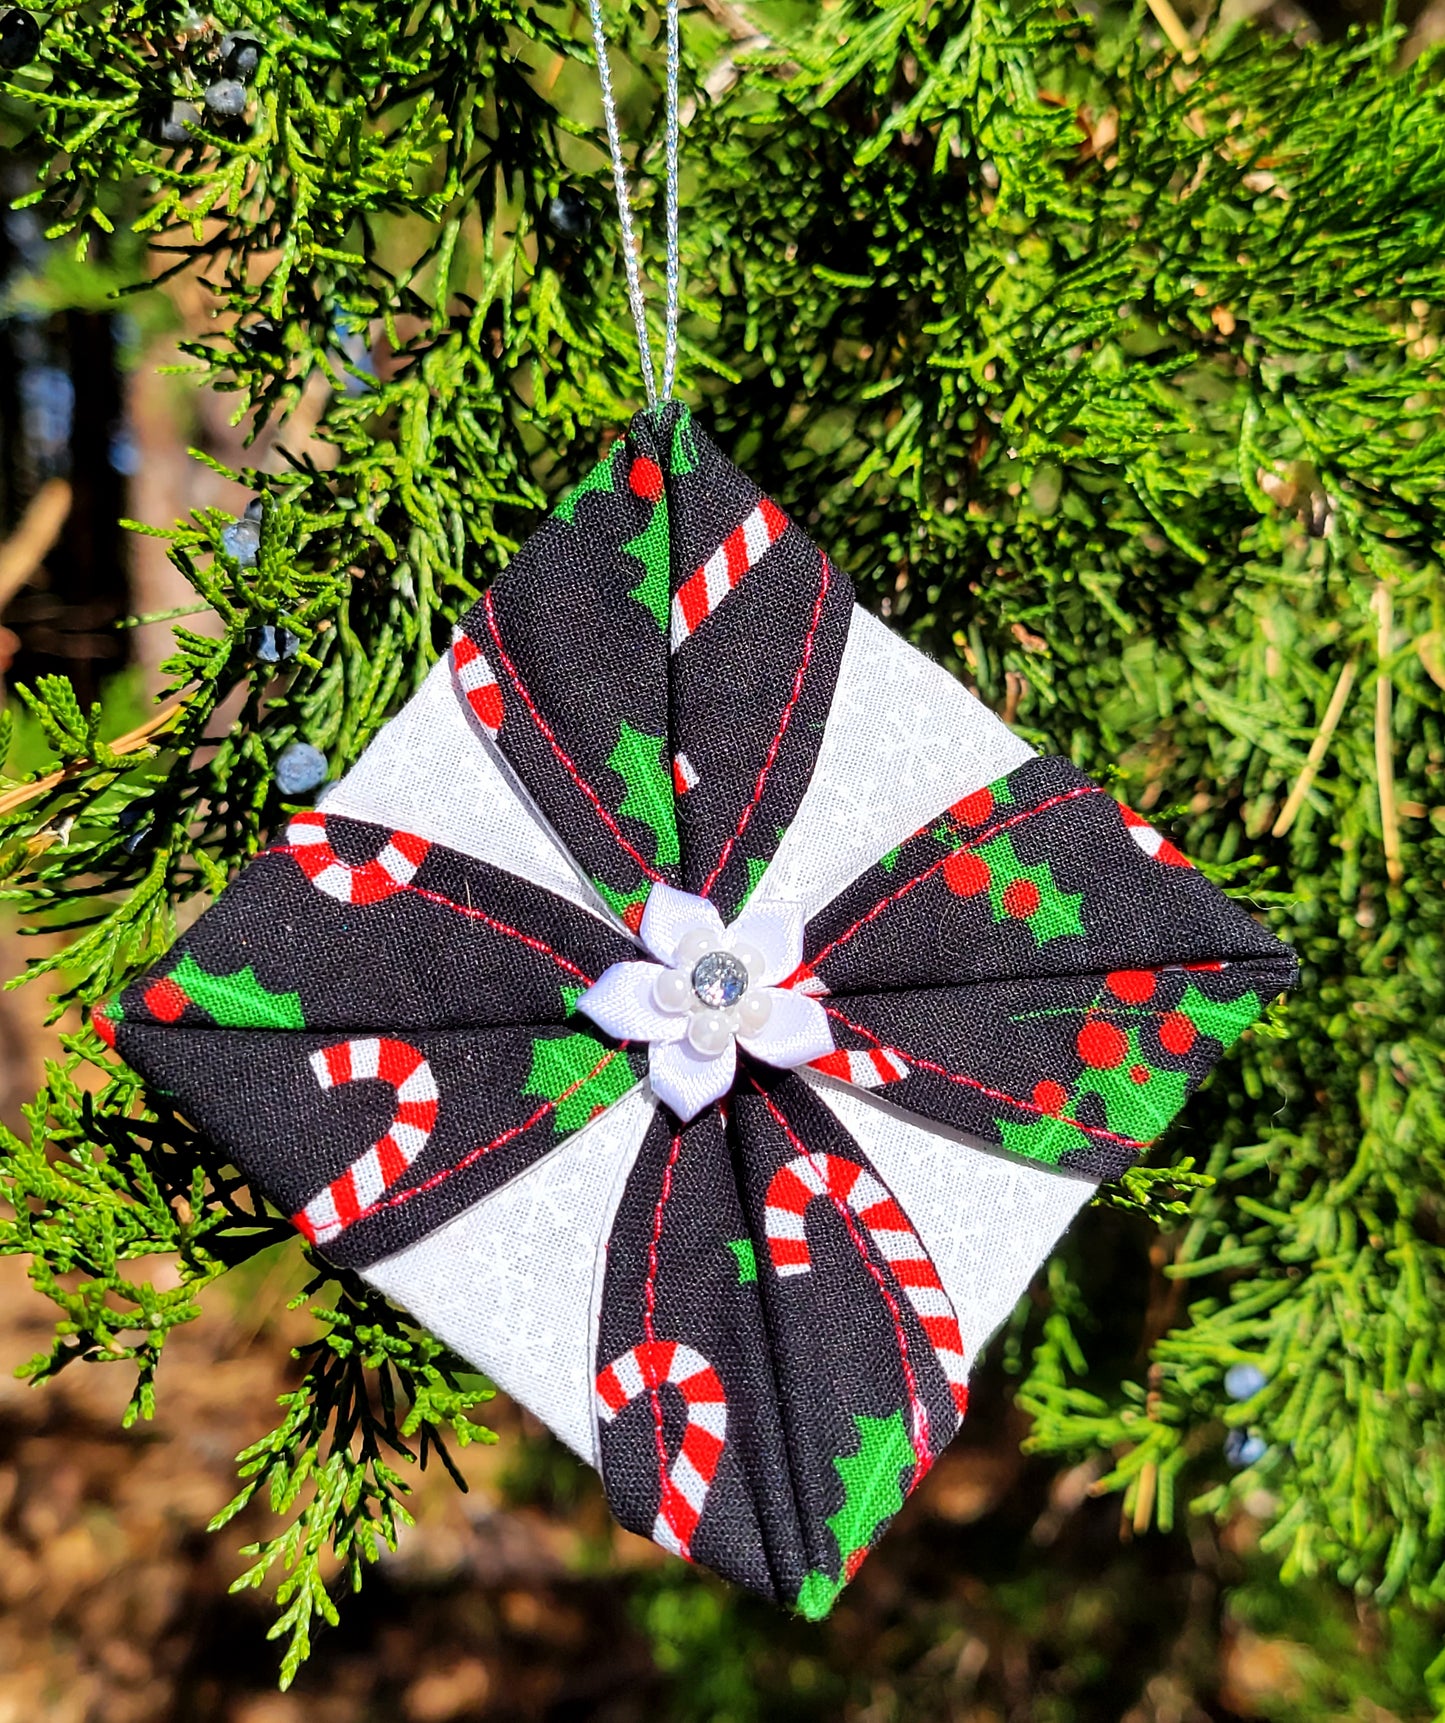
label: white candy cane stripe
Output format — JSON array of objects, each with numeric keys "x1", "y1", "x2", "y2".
[
  {"x1": 285, "y1": 811, "x2": 430, "y2": 906},
  {"x1": 672, "y1": 751, "x2": 699, "y2": 796},
  {"x1": 294, "y1": 1038, "x2": 439, "y2": 1244},
  {"x1": 669, "y1": 497, "x2": 789, "y2": 650},
  {"x1": 764, "y1": 1154, "x2": 969, "y2": 1415},
  {"x1": 450, "y1": 627, "x2": 504, "y2": 734},
  {"x1": 1120, "y1": 805, "x2": 1193, "y2": 869},
  {"x1": 595, "y1": 1340, "x2": 728, "y2": 1559},
  {"x1": 809, "y1": 1046, "x2": 908, "y2": 1088}
]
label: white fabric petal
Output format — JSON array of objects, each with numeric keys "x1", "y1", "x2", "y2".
[
  {"x1": 751, "y1": 605, "x2": 1036, "y2": 919},
  {"x1": 638, "y1": 881, "x2": 725, "y2": 966},
  {"x1": 803, "y1": 1075, "x2": 1093, "y2": 1362},
  {"x1": 737, "y1": 987, "x2": 835, "y2": 1069},
  {"x1": 576, "y1": 962, "x2": 689, "y2": 1043},
  {"x1": 729, "y1": 898, "x2": 806, "y2": 987},
  {"x1": 321, "y1": 655, "x2": 607, "y2": 919},
  {"x1": 649, "y1": 1037, "x2": 736, "y2": 1122},
  {"x1": 364, "y1": 1084, "x2": 653, "y2": 1464}
]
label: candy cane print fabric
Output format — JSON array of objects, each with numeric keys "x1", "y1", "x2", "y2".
[{"x1": 107, "y1": 401, "x2": 1297, "y2": 1616}]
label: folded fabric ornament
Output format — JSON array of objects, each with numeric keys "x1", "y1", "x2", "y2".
[{"x1": 103, "y1": 403, "x2": 1297, "y2": 1614}]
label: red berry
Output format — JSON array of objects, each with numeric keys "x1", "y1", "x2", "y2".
[
  {"x1": 1033, "y1": 1079, "x2": 1068, "y2": 1115},
  {"x1": 1159, "y1": 1012, "x2": 1197, "y2": 1055},
  {"x1": 629, "y1": 456, "x2": 664, "y2": 502},
  {"x1": 942, "y1": 852, "x2": 990, "y2": 897},
  {"x1": 1002, "y1": 878, "x2": 1040, "y2": 919},
  {"x1": 1106, "y1": 969, "x2": 1157, "y2": 1004},
  {"x1": 1077, "y1": 1020, "x2": 1127, "y2": 1068},
  {"x1": 949, "y1": 786, "x2": 994, "y2": 827},
  {"x1": 1129, "y1": 1064, "x2": 1150, "y2": 1085},
  {"x1": 144, "y1": 978, "x2": 188, "y2": 1023},
  {"x1": 94, "y1": 1008, "x2": 117, "y2": 1049},
  {"x1": 623, "y1": 901, "x2": 646, "y2": 934}
]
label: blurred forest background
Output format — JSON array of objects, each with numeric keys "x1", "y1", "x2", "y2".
[{"x1": 4, "y1": 0, "x2": 1445, "y2": 1717}]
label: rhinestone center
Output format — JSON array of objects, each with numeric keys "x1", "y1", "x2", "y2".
[{"x1": 690, "y1": 949, "x2": 749, "y2": 1010}]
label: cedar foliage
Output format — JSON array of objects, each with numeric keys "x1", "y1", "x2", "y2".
[{"x1": 2, "y1": 0, "x2": 1445, "y2": 1703}]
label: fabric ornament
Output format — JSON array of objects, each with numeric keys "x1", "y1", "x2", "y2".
[{"x1": 102, "y1": 402, "x2": 1298, "y2": 1615}]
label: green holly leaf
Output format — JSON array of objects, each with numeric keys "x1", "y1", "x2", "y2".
[
  {"x1": 592, "y1": 876, "x2": 650, "y2": 928},
  {"x1": 553, "y1": 442, "x2": 618, "y2": 525},
  {"x1": 795, "y1": 1410, "x2": 916, "y2": 1621},
  {"x1": 1176, "y1": 983, "x2": 1263, "y2": 1048},
  {"x1": 998, "y1": 1112, "x2": 1092, "y2": 1166},
  {"x1": 669, "y1": 407, "x2": 698, "y2": 476},
  {"x1": 725, "y1": 1238, "x2": 758, "y2": 1284},
  {"x1": 1075, "y1": 1040, "x2": 1189, "y2": 1141},
  {"x1": 521, "y1": 1032, "x2": 637, "y2": 1134},
  {"x1": 623, "y1": 497, "x2": 671, "y2": 630},
  {"x1": 975, "y1": 832, "x2": 1085, "y2": 946},
  {"x1": 169, "y1": 951, "x2": 305, "y2": 1029},
  {"x1": 608, "y1": 721, "x2": 679, "y2": 867}
]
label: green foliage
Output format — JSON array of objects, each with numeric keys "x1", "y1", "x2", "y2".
[
  {"x1": 213, "y1": 1270, "x2": 495, "y2": 1686},
  {"x1": 3, "y1": 0, "x2": 1445, "y2": 1698}
]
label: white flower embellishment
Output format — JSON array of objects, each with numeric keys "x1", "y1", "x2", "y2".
[{"x1": 575, "y1": 882, "x2": 836, "y2": 1122}]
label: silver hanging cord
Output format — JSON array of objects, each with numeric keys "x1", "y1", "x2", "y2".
[
  {"x1": 584, "y1": 0, "x2": 681, "y2": 406},
  {"x1": 660, "y1": 0, "x2": 680, "y2": 402}
]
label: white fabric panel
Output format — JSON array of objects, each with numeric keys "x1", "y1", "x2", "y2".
[
  {"x1": 805, "y1": 1075, "x2": 1094, "y2": 1364},
  {"x1": 364, "y1": 1085, "x2": 655, "y2": 1466},
  {"x1": 754, "y1": 605, "x2": 1036, "y2": 920},
  {"x1": 320, "y1": 655, "x2": 606, "y2": 919}
]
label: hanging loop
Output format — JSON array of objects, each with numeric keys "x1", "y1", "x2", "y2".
[{"x1": 585, "y1": 0, "x2": 681, "y2": 406}]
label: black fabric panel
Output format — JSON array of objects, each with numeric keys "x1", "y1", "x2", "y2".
[
  {"x1": 804, "y1": 754, "x2": 1295, "y2": 997},
  {"x1": 595, "y1": 1076, "x2": 961, "y2": 1610},
  {"x1": 663, "y1": 426, "x2": 855, "y2": 916},
  {"x1": 115, "y1": 1020, "x2": 642, "y2": 1267},
  {"x1": 456, "y1": 404, "x2": 854, "y2": 918},
  {"x1": 112, "y1": 817, "x2": 635, "y2": 1036},
  {"x1": 819, "y1": 956, "x2": 1296, "y2": 1181}
]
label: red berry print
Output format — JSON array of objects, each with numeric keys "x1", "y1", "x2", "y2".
[
  {"x1": 1077, "y1": 1020, "x2": 1128, "y2": 1068},
  {"x1": 94, "y1": 1008, "x2": 117, "y2": 1049},
  {"x1": 1129, "y1": 1065, "x2": 1150, "y2": 1085},
  {"x1": 1002, "y1": 878, "x2": 1040, "y2": 919},
  {"x1": 1106, "y1": 969, "x2": 1157, "y2": 1004},
  {"x1": 623, "y1": 901, "x2": 647, "y2": 934},
  {"x1": 949, "y1": 786, "x2": 994, "y2": 827},
  {"x1": 943, "y1": 852, "x2": 990, "y2": 897},
  {"x1": 144, "y1": 978, "x2": 188, "y2": 1023},
  {"x1": 1159, "y1": 1012, "x2": 1197, "y2": 1055},
  {"x1": 1033, "y1": 1079, "x2": 1068, "y2": 1115},
  {"x1": 629, "y1": 455, "x2": 664, "y2": 502}
]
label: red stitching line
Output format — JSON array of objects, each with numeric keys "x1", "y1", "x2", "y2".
[
  {"x1": 270, "y1": 846, "x2": 597, "y2": 987},
  {"x1": 331, "y1": 1045, "x2": 629, "y2": 1229},
  {"x1": 482, "y1": 592, "x2": 664, "y2": 884},
  {"x1": 807, "y1": 784, "x2": 1104, "y2": 973},
  {"x1": 750, "y1": 1080, "x2": 933, "y2": 1468},
  {"x1": 698, "y1": 553, "x2": 832, "y2": 901},
  {"x1": 643, "y1": 1128, "x2": 685, "y2": 1523},
  {"x1": 822, "y1": 1003, "x2": 1151, "y2": 1152}
]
